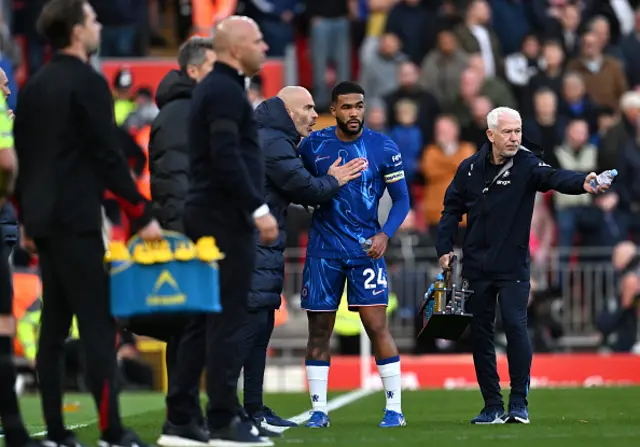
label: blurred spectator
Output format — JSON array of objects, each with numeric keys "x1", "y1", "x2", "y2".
[
  {"x1": 597, "y1": 241, "x2": 639, "y2": 352},
  {"x1": 418, "y1": 28, "x2": 468, "y2": 108},
  {"x1": 524, "y1": 39, "x2": 565, "y2": 116},
  {"x1": 420, "y1": 115, "x2": 475, "y2": 241},
  {"x1": 123, "y1": 87, "x2": 160, "y2": 132},
  {"x1": 365, "y1": 99, "x2": 387, "y2": 133},
  {"x1": 388, "y1": 99, "x2": 422, "y2": 184},
  {"x1": 620, "y1": 7, "x2": 640, "y2": 90},
  {"x1": 359, "y1": 0, "x2": 395, "y2": 65},
  {"x1": 467, "y1": 53, "x2": 516, "y2": 108},
  {"x1": 239, "y1": 0, "x2": 299, "y2": 57},
  {"x1": 530, "y1": 192, "x2": 554, "y2": 282},
  {"x1": 307, "y1": 0, "x2": 352, "y2": 111},
  {"x1": 548, "y1": 119, "x2": 605, "y2": 250},
  {"x1": 598, "y1": 90, "x2": 640, "y2": 170},
  {"x1": 460, "y1": 95, "x2": 492, "y2": 148},
  {"x1": 504, "y1": 33, "x2": 541, "y2": 108},
  {"x1": 524, "y1": 87, "x2": 563, "y2": 151},
  {"x1": 112, "y1": 68, "x2": 136, "y2": 126},
  {"x1": 454, "y1": 0, "x2": 502, "y2": 78},
  {"x1": 566, "y1": 31, "x2": 627, "y2": 111},
  {"x1": 359, "y1": 32, "x2": 407, "y2": 103},
  {"x1": 557, "y1": 71, "x2": 599, "y2": 138},
  {"x1": 542, "y1": 2, "x2": 582, "y2": 59},
  {"x1": 489, "y1": 0, "x2": 532, "y2": 56},
  {"x1": 446, "y1": 58, "x2": 515, "y2": 128},
  {"x1": 588, "y1": 14, "x2": 624, "y2": 62},
  {"x1": 593, "y1": 104, "x2": 616, "y2": 145},
  {"x1": 91, "y1": 0, "x2": 147, "y2": 57},
  {"x1": 384, "y1": 0, "x2": 437, "y2": 65},
  {"x1": 383, "y1": 61, "x2": 440, "y2": 145}
]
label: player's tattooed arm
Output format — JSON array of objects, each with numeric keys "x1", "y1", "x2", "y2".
[{"x1": 305, "y1": 312, "x2": 336, "y2": 362}]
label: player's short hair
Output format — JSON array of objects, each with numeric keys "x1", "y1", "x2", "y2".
[
  {"x1": 37, "y1": 0, "x2": 87, "y2": 49},
  {"x1": 331, "y1": 82, "x2": 365, "y2": 104},
  {"x1": 486, "y1": 107, "x2": 521, "y2": 130},
  {"x1": 178, "y1": 36, "x2": 214, "y2": 73}
]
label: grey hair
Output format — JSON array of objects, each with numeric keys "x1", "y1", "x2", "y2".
[
  {"x1": 486, "y1": 107, "x2": 521, "y2": 130},
  {"x1": 178, "y1": 36, "x2": 214, "y2": 72}
]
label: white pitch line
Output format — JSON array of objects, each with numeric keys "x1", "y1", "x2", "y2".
[{"x1": 268, "y1": 387, "x2": 376, "y2": 434}]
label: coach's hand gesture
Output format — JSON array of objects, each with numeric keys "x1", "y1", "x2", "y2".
[
  {"x1": 138, "y1": 219, "x2": 163, "y2": 241},
  {"x1": 255, "y1": 212, "x2": 279, "y2": 244},
  {"x1": 328, "y1": 157, "x2": 366, "y2": 186}
]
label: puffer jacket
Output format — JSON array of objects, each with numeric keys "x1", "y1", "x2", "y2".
[
  {"x1": 149, "y1": 70, "x2": 194, "y2": 232},
  {"x1": 249, "y1": 97, "x2": 340, "y2": 309}
]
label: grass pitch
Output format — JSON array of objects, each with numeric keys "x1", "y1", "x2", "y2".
[{"x1": 10, "y1": 387, "x2": 640, "y2": 446}]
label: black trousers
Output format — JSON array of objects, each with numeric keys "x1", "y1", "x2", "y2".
[
  {"x1": 468, "y1": 279, "x2": 532, "y2": 408},
  {"x1": 166, "y1": 317, "x2": 206, "y2": 425},
  {"x1": 242, "y1": 309, "x2": 275, "y2": 412},
  {"x1": 182, "y1": 206, "x2": 256, "y2": 429},
  {"x1": 35, "y1": 232, "x2": 122, "y2": 440}
]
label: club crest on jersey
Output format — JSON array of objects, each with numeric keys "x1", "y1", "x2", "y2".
[{"x1": 384, "y1": 170, "x2": 405, "y2": 184}]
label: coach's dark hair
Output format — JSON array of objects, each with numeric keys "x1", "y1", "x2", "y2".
[
  {"x1": 331, "y1": 81, "x2": 365, "y2": 103},
  {"x1": 37, "y1": 0, "x2": 88, "y2": 50},
  {"x1": 178, "y1": 36, "x2": 214, "y2": 73}
]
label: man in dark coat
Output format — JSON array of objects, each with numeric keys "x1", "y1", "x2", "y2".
[
  {"x1": 244, "y1": 86, "x2": 365, "y2": 427},
  {"x1": 146, "y1": 36, "x2": 216, "y2": 447}
]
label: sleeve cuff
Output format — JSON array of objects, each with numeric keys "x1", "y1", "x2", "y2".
[{"x1": 252, "y1": 204, "x2": 270, "y2": 219}]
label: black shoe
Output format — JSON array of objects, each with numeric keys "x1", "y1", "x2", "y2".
[
  {"x1": 98, "y1": 429, "x2": 149, "y2": 447},
  {"x1": 158, "y1": 420, "x2": 209, "y2": 446},
  {"x1": 7, "y1": 438, "x2": 43, "y2": 447},
  {"x1": 240, "y1": 409, "x2": 282, "y2": 439},
  {"x1": 208, "y1": 416, "x2": 273, "y2": 446},
  {"x1": 41, "y1": 431, "x2": 86, "y2": 447}
]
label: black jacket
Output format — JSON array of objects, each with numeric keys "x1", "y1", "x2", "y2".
[
  {"x1": 14, "y1": 54, "x2": 150, "y2": 238},
  {"x1": 186, "y1": 62, "x2": 264, "y2": 230},
  {"x1": 248, "y1": 97, "x2": 340, "y2": 309},
  {"x1": 149, "y1": 70, "x2": 193, "y2": 232},
  {"x1": 436, "y1": 143, "x2": 587, "y2": 281}
]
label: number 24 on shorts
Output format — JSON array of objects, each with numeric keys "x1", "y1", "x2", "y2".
[{"x1": 363, "y1": 267, "x2": 388, "y2": 290}]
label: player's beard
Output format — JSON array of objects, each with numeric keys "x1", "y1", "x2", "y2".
[{"x1": 337, "y1": 116, "x2": 363, "y2": 136}]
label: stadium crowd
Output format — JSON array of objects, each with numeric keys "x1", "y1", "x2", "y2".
[{"x1": 0, "y1": 0, "x2": 639, "y2": 382}]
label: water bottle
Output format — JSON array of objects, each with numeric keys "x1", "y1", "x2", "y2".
[
  {"x1": 359, "y1": 237, "x2": 372, "y2": 252},
  {"x1": 589, "y1": 169, "x2": 617, "y2": 190}
]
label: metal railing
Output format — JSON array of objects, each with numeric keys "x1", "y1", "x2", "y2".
[{"x1": 277, "y1": 246, "x2": 619, "y2": 351}]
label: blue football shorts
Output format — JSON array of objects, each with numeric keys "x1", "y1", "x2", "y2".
[{"x1": 300, "y1": 256, "x2": 389, "y2": 312}]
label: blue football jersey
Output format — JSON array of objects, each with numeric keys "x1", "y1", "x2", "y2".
[{"x1": 299, "y1": 126, "x2": 406, "y2": 259}]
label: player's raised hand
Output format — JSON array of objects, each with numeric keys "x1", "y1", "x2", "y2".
[
  {"x1": 367, "y1": 232, "x2": 389, "y2": 260},
  {"x1": 328, "y1": 157, "x2": 366, "y2": 186}
]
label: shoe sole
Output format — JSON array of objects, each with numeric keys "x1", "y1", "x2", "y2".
[
  {"x1": 470, "y1": 418, "x2": 506, "y2": 425},
  {"x1": 157, "y1": 435, "x2": 209, "y2": 447},
  {"x1": 207, "y1": 439, "x2": 274, "y2": 447},
  {"x1": 505, "y1": 416, "x2": 530, "y2": 424}
]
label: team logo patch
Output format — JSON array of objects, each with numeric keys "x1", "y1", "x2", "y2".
[
  {"x1": 301, "y1": 285, "x2": 309, "y2": 300},
  {"x1": 384, "y1": 170, "x2": 405, "y2": 184}
]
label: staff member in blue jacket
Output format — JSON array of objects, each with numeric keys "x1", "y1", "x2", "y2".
[
  {"x1": 245, "y1": 87, "x2": 364, "y2": 428},
  {"x1": 436, "y1": 107, "x2": 609, "y2": 426}
]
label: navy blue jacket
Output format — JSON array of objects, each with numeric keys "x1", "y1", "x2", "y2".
[
  {"x1": 436, "y1": 143, "x2": 587, "y2": 281},
  {"x1": 248, "y1": 97, "x2": 340, "y2": 310}
]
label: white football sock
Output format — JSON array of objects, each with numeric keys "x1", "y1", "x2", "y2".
[
  {"x1": 306, "y1": 361, "x2": 330, "y2": 414},
  {"x1": 377, "y1": 356, "x2": 402, "y2": 413}
]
